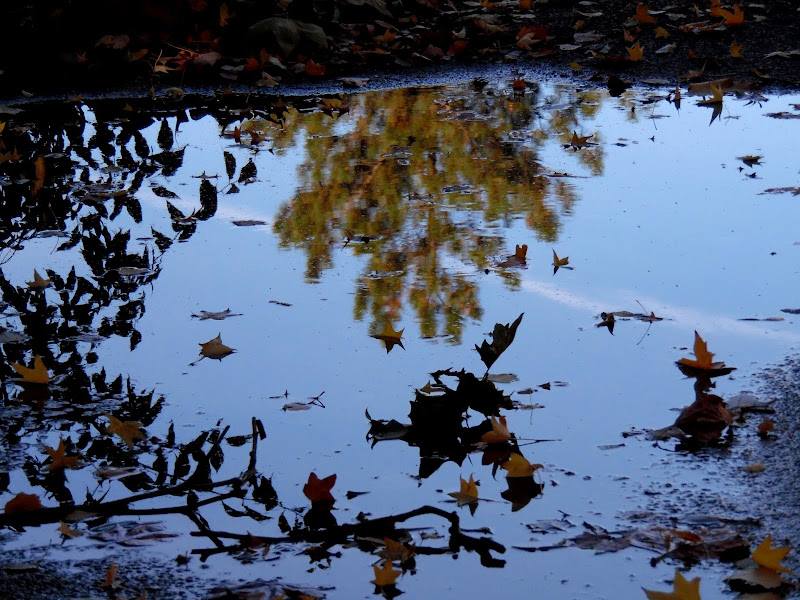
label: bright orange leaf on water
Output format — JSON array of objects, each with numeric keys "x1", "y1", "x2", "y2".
[
  {"x1": 481, "y1": 415, "x2": 511, "y2": 444},
  {"x1": 448, "y1": 475, "x2": 479, "y2": 506},
  {"x1": 635, "y1": 4, "x2": 658, "y2": 24},
  {"x1": 11, "y1": 355, "x2": 50, "y2": 384},
  {"x1": 501, "y1": 453, "x2": 543, "y2": 478},
  {"x1": 4, "y1": 492, "x2": 44, "y2": 513},
  {"x1": 643, "y1": 569, "x2": 701, "y2": 600},
  {"x1": 372, "y1": 559, "x2": 401, "y2": 587},
  {"x1": 751, "y1": 535, "x2": 792, "y2": 573},
  {"x1": 45, "y1": 439, "x2": 79, "y2": 471},
  {"x1": 105, "y1": 414, "x2": 146, "y2": 447},
  {"x1": 303, "y1": 472, "x2": 336, "y2": 503}
]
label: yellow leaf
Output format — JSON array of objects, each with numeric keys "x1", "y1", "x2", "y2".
[
  {"x1": 655, "y1": 26, "x2": 670, "y2": 38},
  {"x1": 635, "y1": 4, "x2": 658, "y2": 24},
  {"x1": 448, "y1": 475, "x2": 479, "y2": 506},
  {"x1": 643, "y1": 569, "x2": 701, "y2": 600},
  {"x1": 372, "y1": 559, "x2": 401, "y2": 587},
  {"x1": 626, "y1": 41, "x2": 644, "y2": 61},
  {"x1": 45, "y1": 439, "x2": 79, "y2": 471},
  {"x1": 105, "y1": 414, "x2": 146, "y2": 448},
  {"x1": 730, "y1": 41, "x2": 742, "y2": 58},
  {"x1": 501, "y1": 453, "x2": 543, "y2": 478},
  {"x1": 371, "y1": 321, "x2": 404, "y2": 352},
  {"x1": 481, "y1": 415, "x2": 511, "y2": 444},
  {"x1": 58, "y1": 521, "x2": 83, "y2": 538},
  {"x1": 11, "y1": 355, "x2": 50, "y2": 384},
  {"x1": 751, "y1": 535, "x2": 792, "y2": 573},
  {"x1": 27, "y1": 268, "x2": 52, "y2": 289},
  {"x1": 199, "y1": 333, "x2": 236, "y2": 360},
  {"x1": 552, "y1": 249, "x2": 569, "y2": 273},
  {"x1": 718, "y1": 3, "x2": 744, "y2": 26}
]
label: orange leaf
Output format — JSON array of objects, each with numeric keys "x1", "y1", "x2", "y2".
[
  {"x1": 4, "y1": 492, "x2": 44, "y2": 513},
  {"x1": 481, "y1": 415, "x2": 511, "y2": 444},
  {"x1": 303, "y1": 472, "x2": 336, "y2": 503},
  {"x1": 718, "y1": 3, "x2": 744, "y2": 26},
  {"x1": 635, "y1": 4, "x2": 658, "y2": 24},
  {"x1": 305, "y1": 60, "x2": 326, "y2": 76},
  {"x1": 677, "y1": 331, "x2": 714, "y2": 369}
]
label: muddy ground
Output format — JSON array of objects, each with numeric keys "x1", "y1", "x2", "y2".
[{"x1": 1, "y1": 0, "x2": 799, "y2": 100}]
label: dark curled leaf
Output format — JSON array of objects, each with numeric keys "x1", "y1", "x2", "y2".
[{"x1": 475, "y1": 313, "x2": 524, "y2": 370}]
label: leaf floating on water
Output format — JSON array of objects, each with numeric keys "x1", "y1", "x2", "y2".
[
  {"x1": 475, "y1": 313, "x2": 523, "y2": 369},
  {"x1": 191, "y1": 308, "x2": 242, "y2": 320}
]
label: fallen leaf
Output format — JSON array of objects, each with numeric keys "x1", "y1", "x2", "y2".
[
  {"x1": 26, "y1": 269, "x2": 51, "y2": 290},
  {"x1": 303, "y1": 472, "x2": 336, "y2": 503},
  {"x1": 475, "y1": 313, "x2": 524, "y2": 369},
  {"x1": 626, "y1": 41, "x2": 645, "y2": 61},
  {"x1": 719, "y1": 4, "x2": 744, "y2": 26},
  {"x1": 45, "y1": 439, "x2": 79, "y2": 471},
  {"x1": 191, "y1": 308, "x2": 242, "y2": 320},
  {"x1": 198, "y1": 334, "x2": 236, "y2": 360},
  {"x1": 481, "y1": 415, "x2": 512, "y2": 444},
  {"x1": 448, "y1": 475, "x2": 479, "y2": 506},
  {"x1": 635, "y1": 4, "x2": 658, "y2": 24},
  {"x1": 697, "y1": 84, "x2": 723, "y2": 105},
  {"x1": 4, "y1": 492, "x2": 44, "y2": 513},
  {"x1": 674, "y1": 393, "x2": 733, "y2": 442},
  {"x1": 11, "y1": 355, "x2": 50, "y2": 385},
  {"x1": 105, "y1": 414, "x2": 146, "y2": 448},
  {"x1": 752, "y1": 535, "x2": 792, "y2": 573},
  {"x1": 58, "y1": 521, "x2": 83, "y2": 539},
  {"x1": 501, "y1": 452, "x2": 542, "y2": 478},
  {"x1": 371, "y1": 321, "x2": 404, "y2": 352},
  {"x1": 552, "y1": 249, "x2": 569, "y2": 273},
  {"x1": 643, "y1": 569, "x2": 701, "y2": 600},
  {"x1": 372, "y1": 560, "x2": 401, "y2": 587}
]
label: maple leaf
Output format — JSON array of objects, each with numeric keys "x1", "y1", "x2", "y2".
[
  {"x1": 502, "y1": 452, "x2": 543, "y2": 478},
  {"x1": 676, "y1": 332, "x2": 735, "y2": 376},
  {"x1": 552, "y1": 249, "x2": 569, "y2": 273},
  {"x1": 635, "y1": 4, "x2": 658, "y2": 24},
  {"x1": 371, "y1": 321, "x2": 404, "y2": 352},
  {"x1": 569, "y1": 131, "x2": 594, "y2": 149},
  {"x1": 718, "y1": 4, "x2": 744, "y2": 26},
  {"x1": 751, "y1": 535, "x2": 792, "y2": 573},
  {"x1": 45, "y1": 439, "x2": 79, "y2": 471},
  {"x1": 372, "y1": 560, "x2": 401, "y2": 587},
  {"x1": 58, "y1": 521, "x2": 83, "y2": 538},
  {"x1": 448, "y1": 475, "x2": 479, "y2": 506},
  {"x1": 303, "y1": 472, "x2": 336, "y2": 503},
  {"x1": 199, "y1": 333, "x2": 236, "y2": 360},
  {"x1": 11, "y1": 355, "x2": 50, "y2": 385},
  {"x1": 105, "y1": 414, "x2": 146, "y2": 448},
  {"x1": 643, "y1": 569, "x2": 701, "y2": 600},
  {"x1": 481, "y1": 415, "x2": 512, "y2": 444},
  {"x1": 626, "y1": 41, "x2": 645, "y2": 62},
  {"x1": 4, "y1": 492, "x2": 44, "y2": 513},
  {"x1": 379, "y1": 537, "x2": 415, "y2": 563},
  {"x1": 27, "y1": 269, "x2": 51, "y2": 290},
  {"x1": 475, "y1": 313, "x2": 524, "y2": 369}
]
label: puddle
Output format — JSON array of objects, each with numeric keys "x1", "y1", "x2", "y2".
[{"x1": 1, "y1": 80, "x2": 799, "y2": 599}]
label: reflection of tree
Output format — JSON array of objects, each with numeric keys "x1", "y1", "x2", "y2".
[{"x1": 272, "y1": 86, "x2": 598, "y2": 340}]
